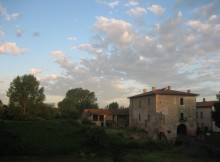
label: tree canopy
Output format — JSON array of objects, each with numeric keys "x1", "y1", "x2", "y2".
[
  {"x1": 213, "y1": 91, "x2": 220, "y2": 128},
  {"x1": 58, "y1": 88, "x2": 98, "y2": 118},
  {"x1": 6, "y1": 74, "x2": 45, "y2": 116},
  {"x1": 107, "y1": 102, "x2": 119, "y2": 110}
]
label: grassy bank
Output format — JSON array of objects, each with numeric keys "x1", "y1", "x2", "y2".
[{"x1": 0, "y1": 120, "x2": 219, "y2": 162}]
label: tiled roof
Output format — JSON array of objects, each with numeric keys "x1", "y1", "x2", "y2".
[
  {"x1": 128, "y1": 88, "x2": 199, "y2": 98},
  {"x1": 196, "y1": 101, "x2": 218, "y2": 108},
  {"x1": 84, "y1": 108, "x2": 129, "y2": 116}
]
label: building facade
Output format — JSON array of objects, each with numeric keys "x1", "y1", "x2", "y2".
[
  {"x1": 82, "y1": 108, "x2": 129, "y2": 128},
  {"x1": 128, "y1": 86, "x2": 198, "y2": 141},
  {"x1": 196, "y1": 98, "x2": 218, "y2": 131}
]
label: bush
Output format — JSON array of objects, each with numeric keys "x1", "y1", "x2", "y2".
[{"x1": 81, "y1": 119, "x2": 95, "y2": 126}]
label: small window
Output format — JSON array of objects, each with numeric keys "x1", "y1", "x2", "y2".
[
  {"x1": 200, "y1": 112, "x2": 203, "y2": 119},
  {"x1": 180, "y1": 98, "x2": 184, "y2": 105},
  {"x1": 145, "y1": 120, "x2": 148, "y2": 127},
  {"x1": 180, "y1": 113, "x2": 184, "y2": 120},
  {"x1": 93, "y1": 115, "x2": 98, "y2": 121},
  {"x1": 201, "y1": 123, "x2": 204, "y2": 128},
  {"x1": 139, "y1": 99, "x2": 141, "y2": 108},
  {"x1": 148, "y1": 97, "x2": 150, "y2": 105},
  {"x1": 99, "y1": 115, "x2": 104, "y2": 121}
]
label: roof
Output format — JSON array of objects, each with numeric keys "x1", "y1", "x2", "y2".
[
  {"x1": 128, "y1": 88, "x2": 199, "y2": 99},
  {"x1": 84, "y1": 108, "x2": 129, "y2": 116},
  {"x1": 196, "y1": 101, "x2": 218, "y2": 108}
]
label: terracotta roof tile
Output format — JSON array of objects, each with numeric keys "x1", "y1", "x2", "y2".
[
  {"x1": 84, "y1": 108, "x2": 129, "y2": 116},
  {"x1": 196, "y1": 101, "x2": 218, "y2": 108},
  {"x1": 128, "y1": 88, "x2": 199, "y2": 98}
]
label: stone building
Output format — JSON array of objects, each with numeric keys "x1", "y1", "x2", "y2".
[
  {"x1": 196, "y1": 98, "x2": 218, "y2": 131},
  {"x1": 128, "y1": 86, "x2": 198, "y2": 141},
  {"x1": 82, "y1": 108, "x2": 129, "y2": 128}
]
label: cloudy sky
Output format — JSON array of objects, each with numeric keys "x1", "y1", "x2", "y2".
[{"x1": 1, "y1": 0, "x2": 220, "y2": 107}]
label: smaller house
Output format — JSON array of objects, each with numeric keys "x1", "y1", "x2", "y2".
[
  {"x1": 196, "y1": 98, "x2": 218, "y2": 131},
  {"x1": 82, "y1": 108, "x2": 129, "y2": 128}
]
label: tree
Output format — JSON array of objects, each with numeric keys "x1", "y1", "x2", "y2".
[
  {"x1": 107, "y1": 102, "x2": 119, "y2": 110},
  {"x1": 58, "y1": 88, "x2": 98, "y2": 118},
  {"x1": 6, "y1": 74, "x2": 45, "y2": 117},
  {"x1": 213, "y1": 91, "x2": 220, "y2": 128},
  {"x1": 0, "y1": 99, "x2": 3, "y2": 107},
  {"x1": 217, "y1": 91, "x2": 220, "y2": 101}
]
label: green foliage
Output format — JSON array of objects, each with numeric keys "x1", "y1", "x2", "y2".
[
  {"x1": 58, "y1": 88, "x2": 98, "y2": 119},
  {"x1": 107, "y1": 102, "x2": 119, "y2": 110},
  {"x1": 217, "y1": 91, "x2": 220, "y2": 101},
  {"x1": 213, "y1": 92, "x2": 220, "y2": 128},
  {"x1": 213, "y1": 102, "x2": 220, "y2": 128},
  {"x1": 81, "y1": 118, "x2": 95, "y2": 126},
  {"x1": 6, "y1": 74, "x2": 45, "y2": 117}
]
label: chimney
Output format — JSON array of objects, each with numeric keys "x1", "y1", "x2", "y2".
[
  {"x1": 187, "y1": 90, "x2": 191, "y2": 93},
  {"x1": 143, "y1": 88, "x2": 147, "y2": 93},
  {"x1": 152, "y1": 86, "x2": 157, "y2": 91},
  {"x1": 203, "y1": 98, "x2": 205, "y2": 102},
  {"x1": 168, "y1": 85, "x2": 171, "y2": 91}
]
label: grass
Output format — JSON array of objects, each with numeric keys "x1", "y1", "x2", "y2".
[{"x1": 0, "y1": 120, "x2": 219, "y2": 162}]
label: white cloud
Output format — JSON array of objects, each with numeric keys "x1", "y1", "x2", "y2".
[
  {"x1": 45, "y1": 74, "x2": 58, "y2": 80},
  {"x1": 125, "y1": 0, "x2": 138, "y2": 7},
  {"x1": 147, "y1": 4, "x2": 165, "y2": 15},
  {"x1": 75, "y1": 43, "x2": 104, "y2": 57},
  {"x1": 30, "y1": 68, "x2": 42, "y2": 75},
  {"x1": 67, "y1": 37, "x2": 77, "y2": 41},
  {"x1": 0, "y1": 41, "x2": 27, "y2": 55},
  {"x1": 43, "y1": 3, "x2": 220, "y2": 107},
  {"x1": 15, "y1": 28, "x2": 23, "y2": 37},
  {"x1": 109, "y1": 1, "x2": 119, "y2": 8},
  {"x1": 209, "y1": 15, "x2": 218, "y2": 22},
  {"x1": 187, "y1": 20, "x2": 210, "y2": 31},
  {"x1": 94, "y1": 16, "x2": 134, "y2": 46},
  {"x1": 0, "y1": 2, "x2": 20, "y2": 21},
  {"x1": 0, "y1": 28, "x2": 5, "y2": 36},
  {"x1": 127, "y1": 7, "x2": 147, "y2": 17}
]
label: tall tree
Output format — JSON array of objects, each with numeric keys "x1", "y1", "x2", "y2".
[
  {"x1": 213, "y1": 91, "x2": 220, "y2": 128},
  {"x1": 108, "y1": 102, "x2": 119, "y2": 110},
  {"x1": 58, "y1": 88, "x2": 98, "y2": 118},
  {"x1": 6, "y1": 74, "x2": 45, "y2": 116},
  {"x1": 0, "y1": 99, "x2": 3, "y2": 107}
]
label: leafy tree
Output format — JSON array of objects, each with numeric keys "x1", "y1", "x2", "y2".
[
  {"x1": 108, "y1": 102, "x2": 119, "y2": 110},
  {"x1": 217, "y1": 91, "x2": 220, "y2": 101},
  {"x1": 213, "y1": 91, "x2": 220, "y2": 127},
  {"x1": 58, "y1": 88, "x2": 98, "y2": 118},
  {"x1": 0, "y1": 99, "x2": 3, "y2": 107},
  {"x1": 6, "y1": 74, "x2": 45, "y2": 117}
]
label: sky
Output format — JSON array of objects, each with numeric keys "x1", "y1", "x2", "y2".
[{"x1": 0, "y1": 0, "x2": 220, "y2": 107}]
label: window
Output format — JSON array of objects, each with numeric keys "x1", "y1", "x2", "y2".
[
  {"x1": 139, "y1": 114, "x2": 141, "y2": 121},
  {"x1": 180, "y1": 98, "x2": 184, "y2": 105},
  {"x1": 99, "y1": 115, "x2": 104, "y2": 121},
  {"x1": 200, "y1": 112, "x2": 203, "y2": 119},
  {"x1": 148, "y1": 115, "x2": 150, "y2": 122},
  {"x1": 93, "y1": 115, "x2": 98, "y2": 121},
  {"x1": 180, "y1": 113, "x2": 184, "y2": 120},
  {"x1": 201, "y1": 123, "x2": 204, "y2": 128},
  {"x1": 145, "y1": 120, "x2": 148, "y2": 127},
  {"x1": 139, "y1": 99, "x2": 141, "y2": 108},
  {"x1": 148, "y1": 97, "x2": 150, "y2": 105}
]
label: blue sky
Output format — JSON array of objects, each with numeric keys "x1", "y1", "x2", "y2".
[{"x1": 1, "y1": 0, "x2": 220, "y2": 107}]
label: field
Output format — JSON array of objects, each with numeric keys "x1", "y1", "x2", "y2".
[{"x1": 0, "y1": 120, "x2": 219, "y2": 162}]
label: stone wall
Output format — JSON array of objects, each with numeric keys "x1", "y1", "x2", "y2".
[{"x1": 129, "y1": 93, "x2": 197, "y2": 141}]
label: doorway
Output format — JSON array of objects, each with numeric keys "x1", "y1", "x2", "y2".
[{"x1": 177, "y1": 124, "x2": 187, "y2": 135}]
